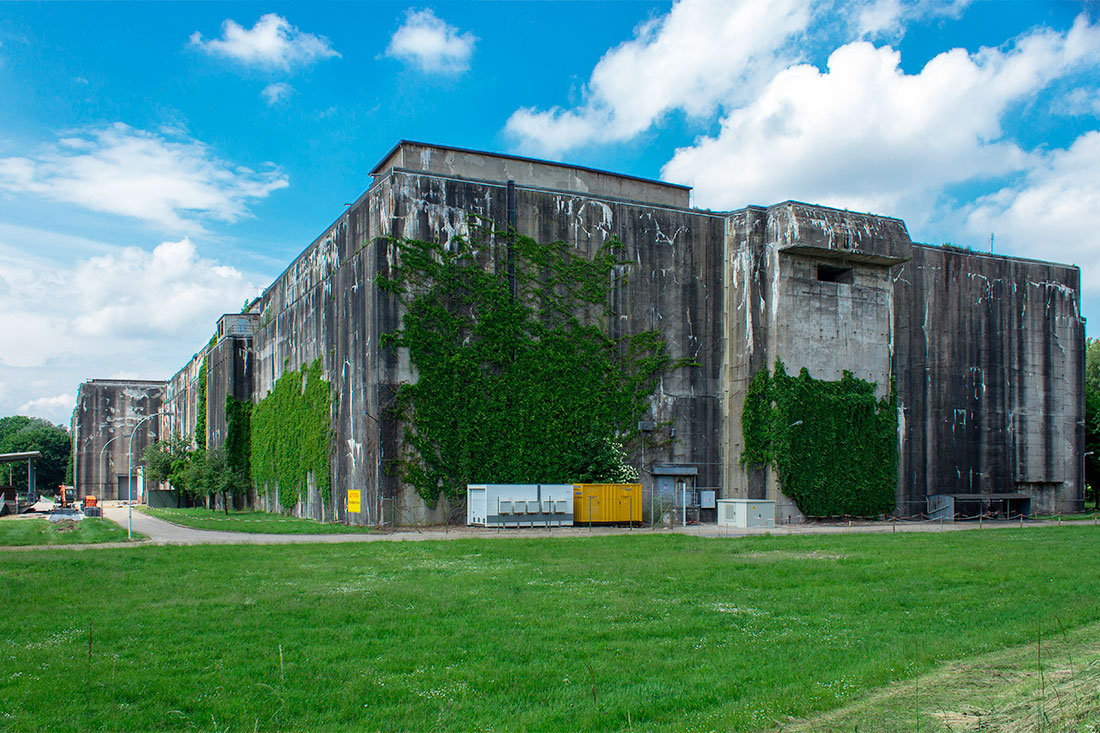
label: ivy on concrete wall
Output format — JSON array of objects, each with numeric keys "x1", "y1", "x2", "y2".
[
  {"x1": 250, "y1": 358, "x2": 332, "y2": 508},
  {"x1": 378, "y1": 224, "x2": 689, "y2": 505},
  {"x1": 224, "y1": 395, "x2": 252, "y2": 480},
  {"x1": 741, "y1": 360, "x2": 897, "y2": 517},
  {"x1": 195, "y1": 355, "x2": 208, "y2": 450}
]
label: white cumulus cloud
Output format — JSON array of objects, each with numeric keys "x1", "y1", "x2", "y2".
[
  {"x1": 964, "y1": 131, "x2": 1100, "y2": 289},
  {"x1": 0, "y1": 124, "x2": 288, "y2": 232},
  {"x1": 68, "y1": 238, "x2": 252, "y2": 340},
  {"x1": 17, "y1": 394, "x2": 75, "y2": 425},
  {"x1": 0, "y1": 233, "x2": 260, "y2": 424},
  {"x1": 386, "y1": 9, "x2": 477, "y2": 74},
  {"x1": 854, "y1": 0, "x2": 971, "y2": 39},
  {"x1": 505, "y1": 0, "x2": 813, "y2": 156},
  {"x1": 190, "y1": 13, "x2": 339, "y2": 71},
  {"x1": 660, "y1": 16, "x2": 1100, "y2": 220}
]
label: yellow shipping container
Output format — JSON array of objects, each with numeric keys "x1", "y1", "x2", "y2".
[{"x1": 573, "y1": 483, "x2": 643, "y2": 524}]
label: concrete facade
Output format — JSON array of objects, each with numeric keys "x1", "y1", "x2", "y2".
[
  {"x1": 70, "y1": 141, "x2": 1086, "y2": 522},
  {"x1": 71, "y1": 379, "x2": 164, "y2": 501}
]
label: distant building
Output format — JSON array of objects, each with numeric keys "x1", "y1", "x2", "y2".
[
  {"x1": 71, "y1": 379, "x2": 164, "y2": 501},
  {"x1": 71, "y1": 141, "x2": 1086, "y2": 522}
]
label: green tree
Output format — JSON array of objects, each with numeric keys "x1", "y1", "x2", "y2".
[
  {"x1": 142, "y1": 433, "x2": 196, "y2": 507},
  {"x1": 0, "y1": 416, "x2": 71, "y2": 494},
  {"x1": 204, "y1": 447, "x2": 250, "y2": 514}
]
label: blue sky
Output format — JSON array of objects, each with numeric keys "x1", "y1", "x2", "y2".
[{"x1": 0, "y1": 0, "x2": 1097, "y2": 426}]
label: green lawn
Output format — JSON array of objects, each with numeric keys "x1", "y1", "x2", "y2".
[
  {"x1": 784, "y1": 616, "x2": 1100, "y2": 731},
  {"x1": 0, "y1": 516, "x2": 138, "y2": 546},
  {"x1": 1035, "y1": 511, "x2": 1100, "y2": 522},
  {"x1": 1, "y1": 527, "x2": 1099, "y2": 731},
  {"x1": 139, "y1": 506, "x2": 375, "y2": 534}
]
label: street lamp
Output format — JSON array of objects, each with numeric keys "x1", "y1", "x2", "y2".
[
  {"x1": 98, "y1": 435, "x2": 120, "y2": 505},
  {"x1": 126, "y1": 411, "x2": 165, "y2": 539}
]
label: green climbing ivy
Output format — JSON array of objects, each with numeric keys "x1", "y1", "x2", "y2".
[
  {"x1": 378, "y1": 221, "x2": 691, "y2": 505},
  {"x1": 741, "y1": 360, "x2": 897, "y2": 517},
  {"x1": 195, "y1": 355, "x2": 208, "y2": 450},
  {"x1": 250, "y1": 358, "x2": 333, "y2": 508},
  {"x1": 224, "y1": 395, "x2": 252, "y2": 480}
]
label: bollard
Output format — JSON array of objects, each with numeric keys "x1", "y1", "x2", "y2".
[{"x1": 892, "y1": 517, "x2": 895, "y2": 534}]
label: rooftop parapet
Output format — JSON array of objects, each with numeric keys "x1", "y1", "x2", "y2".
[
  {"x1": 766, "y1": 201, "x2": 913, "y2": 265},
  {"x1": 370, "y1": 140, "x2": 692, "y2": 209}
]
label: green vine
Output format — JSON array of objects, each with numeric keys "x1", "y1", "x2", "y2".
[
  {"x1": 224, "y1": 395, "x2": 252, "y2": 480},
  {"x1": 250, "y1": 358, "x2": 333, "y2": 508},
  {"x1": 379, "y1": 222, "x2": 691, "y2": 504},
  {"x1": 741, "y1": 360, "x2": 897, "y2": 517},
  {"x1": 195, "y1": 355, "x2": 208, "y2": 449}
]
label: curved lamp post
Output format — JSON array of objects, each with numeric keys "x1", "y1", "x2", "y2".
[
  {"x1": 98, "y1": 435, "x2": 120, "y2": 505},
  {"x1": 126, "y1": 412, "x2": 162, "y2": 540}
]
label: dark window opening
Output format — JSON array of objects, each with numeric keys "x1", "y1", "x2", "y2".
[{"x1": 816, "y1": 263, "x2": 854, "y2": 284}]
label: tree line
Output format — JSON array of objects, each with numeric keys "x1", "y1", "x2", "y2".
[{"x1": 0, "y1": 416, "x2": 70, "y2": 493}]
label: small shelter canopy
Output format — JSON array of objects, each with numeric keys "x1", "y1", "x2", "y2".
[{"x1": 0, "y1": 451, "x2": 42, "y2": 463}]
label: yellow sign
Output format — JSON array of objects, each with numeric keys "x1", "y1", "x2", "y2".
[{"x1": 348, "y1": 490, "x2": 361, "y2": 514}]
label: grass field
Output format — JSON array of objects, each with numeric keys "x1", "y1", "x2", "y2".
[
  {"x1": 1, "y1": 527, "x2": 1099, "y2": 731},
  {"x1": 0, "y1": 516, "x2": 138, "y2": 546},
  {"x1": 139, "y1": 506, "x2": 375, "y2": 534},
  {"x1": 783, "y1": 617, "x2": 1100, "y2": 731},
  {"x1": 1035, "y1": 511, "x2": 1100, "y2": 522}
]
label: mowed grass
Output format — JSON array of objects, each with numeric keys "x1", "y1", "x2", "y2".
[
  {"x1": 784, "y1": 616, "x2": 1100, "y2": 731},
  {"x1": 1035, "y1": 511, "x2": 1100, "y2": 522},
  {"x1": 0, "y1": 517, "x2": 137, "y2": 546},
  {"x1": 1, "y1": 528, "x2": 1099, "y2": 731},
  {"x1": 139, "y1": 506, "x2": 374, "y2": 534}
]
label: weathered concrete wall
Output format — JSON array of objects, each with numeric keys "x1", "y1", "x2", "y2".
[
  {"x1": 207, "y1": 332, "x2": 255, "y2": 451},
  {"x1": 161, "y1": 349, "x2": 207, "y2": 447},
  {"x1": 724, "y1": 203, "x2": 913, "y2": 519},
  {"x1": 72, "y1": 380, "x2": 163, "y2": 500},
  {"x1": 372, "y1": 141, "x2": 691, "y2": 208},
  {"x1": 249, "y1": 161, "x2": 724, "y2": 525},
  {"x1": 377, "y1": 170, "x2": 727, "y2": 520},
  {"x1": 895, "y1": 245, "x2": 1085, "y2": 514}
]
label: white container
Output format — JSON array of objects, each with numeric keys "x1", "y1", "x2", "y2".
[
  {"x1": 717, "y1": 498, "x2": 776, "y2": 528},
  {"x1": 466, "y1": 484, "x2": 574, "y2": 527}
]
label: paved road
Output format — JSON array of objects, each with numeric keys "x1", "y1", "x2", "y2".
[
  {"x1": 0, "y1": 503, "x2": 1084, "y2": 550},
  {"x1": 94, "y1": 504, "x2": 1100, "y2": 547}
]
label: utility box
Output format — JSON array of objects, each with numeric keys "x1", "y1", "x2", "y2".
[
  {"x1": 717, "y1": 499, "x2": 776, "y2": 528},
  {"x1": 573, "y1": 483, "x2": 643, "y2": 524},
  {"x1": 466, "y1": 484, "x2": 574, "y2": 527}
]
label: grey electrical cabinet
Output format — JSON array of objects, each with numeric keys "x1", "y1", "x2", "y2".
[{"x1": 466, "y1": 484, "x2": 574, "y2": 527}]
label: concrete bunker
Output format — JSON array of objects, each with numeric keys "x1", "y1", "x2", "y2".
[{"x1": 69, "y1": 141, "x2": 1085, "y2": 525}]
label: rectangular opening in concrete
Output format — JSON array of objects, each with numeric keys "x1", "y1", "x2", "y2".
[{"x1": 816, "y1": 263, "x2": 854, "y2": 284}]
